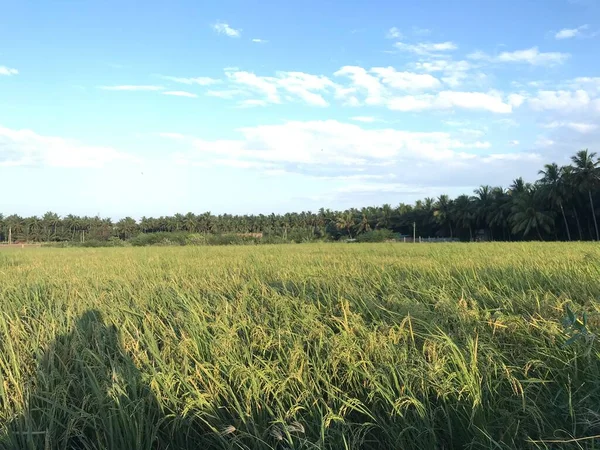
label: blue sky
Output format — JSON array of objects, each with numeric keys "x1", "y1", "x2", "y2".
[{"x1": 1, "y1": 0, "x2": 600, "y2": 218}]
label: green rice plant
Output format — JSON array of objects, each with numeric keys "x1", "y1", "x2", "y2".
[{"x1": 0, "y1": 243, "x2": 599, "y2": 449}]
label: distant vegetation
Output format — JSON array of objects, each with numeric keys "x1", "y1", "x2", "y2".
[
  {"x1": 1, "y1": 243, "x2": 599, "y2": 449},
  {"x1": 2, "y1": 149, "x2": 600, "y2": 244}
]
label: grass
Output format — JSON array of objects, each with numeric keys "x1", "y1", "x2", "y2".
[{"x1": 0, "y1": 242, "x2": 599, "y2": 449}]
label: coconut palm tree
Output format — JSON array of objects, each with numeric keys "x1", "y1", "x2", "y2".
[
  {"x1": 452, "y1": 195, "x2": 475, "y2": 241},
  {"x1": 488, "y1": 187, "x2": 511, "y2": 240},
  {"x1": 377, "y1": 204, "x2": 394, "y2": 229},
  {"x1": 474, "y1": 185, "x2": 493, "y2": 239},
  {"x1": 538, "y1": 162, "x2": 571, "y2": 241},
  {"x1": 570, "y1": 149, "x2": 600, "y2": 241},
  {"x1": 510, "y1": 190, "x2": 554, "y2": 240},
  {"x1": 336, "y1": 211, "x2": 356, "y2": 238},
  {"x1": 508, "y1": 177, "x2": 531, "y2": 196},
  {"x1": 434, "y1": 195, "x2": 453, "y2": 238},
  {"x1": 356, "y1": 212, "x2": 371, "y2": 235}
]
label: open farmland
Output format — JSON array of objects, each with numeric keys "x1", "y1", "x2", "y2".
[{"x1": 1, "y1": 243, "x2": 599, "y2": 449}]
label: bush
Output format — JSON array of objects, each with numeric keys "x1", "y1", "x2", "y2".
[
  {"x1": 205, "y1": 234, "x2": 259, "y2": 246},
  {"x1": 130, "y1": 232, "x2": 190, "y2": 247},
  {"x1": 356, "y1": 229, "x2": 397, "y2": 243}
]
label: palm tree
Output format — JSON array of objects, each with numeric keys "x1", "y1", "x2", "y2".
[
  {"x1": 571, "y1": 149, "x2": 600, "y2": 241},
  {"x1": 357, "y1": 212, "x2": 371, "y2": 235},
  {"x1": 452, "y1": 195, "x2": 475, "y2": 241},
  {"x1": 562, "y1": 165, "x2": 584, "y2": 240},
  {"x1": 538, "y1": 163, "x2": 571, "y2": 241},
  {"x1": 488, "y1": 186, "x2": 511, "y2": 240},
  {"x1": 434, "y1": 195, "x2": 453, "y2": 238},
  {"x1": 508, "y1": 177, "x2": 531, "y2": 196},
  {"x1": 336, "y1": 211, "x2": 356, "y2": 239},
  {"x1": 510, "y1": 190, "x2": 553, "y2": 240},
  {"x1": 377, "y1": 204, "x2": 393, "y2": 229},
  {"x1": 474, "y1": 185, "x2": 493, "y2": 239}
]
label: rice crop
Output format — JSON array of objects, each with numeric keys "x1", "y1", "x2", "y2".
[{"x1": 0, "y1": 242, "x2": 599, "y2": 449}]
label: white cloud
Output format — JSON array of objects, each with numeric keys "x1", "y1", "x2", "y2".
[
  {"x1": 535, "y1": 137, "x2": 555, "y2": 148},
  {"x1": 570, "y1": 77, "x2": 600, "y2": 95},
  {"x1": 395, "y1": 41, "x2": 457, "y2": 55},
  {"x1": 555, "y1": 24, "x2": 589, "y2": 39},
  {"x1": 412, "y1": 59, "x2": 475, "y2": 88},
  {"x1": 171, "y1": 120, "x2": 544, "y2": 189},
  {"x1": 351, "y1": 116, "x2": 378, "y2": 123},
  {"x1": 528, "y1": 89, "x2": 591, "y2": 112},
  {"x1": 388, "y1": 91, "x2": 513, "y2": 114},
  {"x1": 213, "y1": 22, "x2": 241, "y2": 37},
  {"x1": 0, "y1": 66, "x2": 18, "y2": 76},
  {"x1": 414, "y1": 59, "x2": 471, "y2": 73},
  {"x1": 225, "y1": 70, "x2": 281, "y2": 103},
  {"x1": 333, "y1": 65, "x2": 444, "y2": 107},
  {"x1": 468, "y1": 47, "x2": 569, "y2": 66},
  {"x1": 224, "y1": 69, "x2": 338, "y2": 106},
  {"x1": 0, "y1": 125, "x2": 131, "y2": 168},
  {"x1": 509, "y1": 140, "x2": 520, "y2": 146},
  {"x1": 160, "y1": 75, "x2": 220, "y2": 85},
  {"x1": 370, "y1": 67, "x2": 442, "y2": 90},
  {"x1": 252, "y1": 38, "x2": 268, "y2": 43},
  {"x1": 99, "y1": 85, "x2": 164, "y2": 91},
  {"x1": 334, "y1": 66, "x2": 385, "y2": 105},
  {"x1": 386, "y1": 27, "x2": 402, "y2": 39},
  {"x1": 508, "y1": 93, "x2": 526, "y2": 107},
  {"x1": 205, "y1": 65, "x2": 527, "y2": 114},
  {"x1": 162, "y1": 91, "x2": 198, "y2": 98},
  {"x1": 542, "y1": 121, "x2": 598, "y2": 133}
]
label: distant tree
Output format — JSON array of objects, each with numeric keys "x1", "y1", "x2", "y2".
[
  {"x1": 538, "y1": 163, "x2": 571, "y2": 241},
  {"x1": 510, "y1": 190, "x2": 553, "y2": 240},
  {"x1": 336, "y1": 212, "x2": 356, "y2": 239},
  {"x1": 571, "y1": 149, "x2": 600, "y2": 241}
]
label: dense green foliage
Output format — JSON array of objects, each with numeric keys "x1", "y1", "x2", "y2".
[
  {"x1": 0, "y1": 243, "x2": 599, "y2": 449},
  {"x1": 2, "y1": 150, "x2": 600, "y2": 244}
]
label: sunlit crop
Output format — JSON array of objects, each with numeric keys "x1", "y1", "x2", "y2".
[{"x1": 1, "y1": 243, "x2": 599, "y2": 449}]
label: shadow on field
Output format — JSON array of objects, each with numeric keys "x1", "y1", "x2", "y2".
[{"x1": 0, "y1": 310, "x2": 178, "y2": 450}]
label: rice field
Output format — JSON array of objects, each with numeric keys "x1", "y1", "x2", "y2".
[{"x1": 0, "y1": 243, "x2": 599, "y2": 449}]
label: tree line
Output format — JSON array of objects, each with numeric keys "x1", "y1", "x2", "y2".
[{"x1": 1, "y1": 149, "x2": 599, "y2": 244}]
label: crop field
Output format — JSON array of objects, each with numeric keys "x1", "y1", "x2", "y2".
[{"x1": 0, "y1": 243, "x2": 599, "y2": 449}]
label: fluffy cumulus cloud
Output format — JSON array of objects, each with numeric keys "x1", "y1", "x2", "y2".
[
  {"x1": 162, "y1": 119, "x2": 544, "y2": 190},
  {"x1": 212, "y1": 22, "x2": 241, "y2": 37},
  {"x1": 0, "y1": 125, "x2": 131, "y2": 168}
]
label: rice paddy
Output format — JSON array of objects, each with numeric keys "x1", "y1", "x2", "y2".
[{"x1": 0, "y1": 243, "x2": 599, "y2": 449}]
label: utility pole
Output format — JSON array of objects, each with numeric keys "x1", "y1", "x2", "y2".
[
  {"x1": 413, "y1": 222, "x2": 416, "y2": 243},
  {"x1": 8, "y1": 227, "x2": 11, "y2": 244}
]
